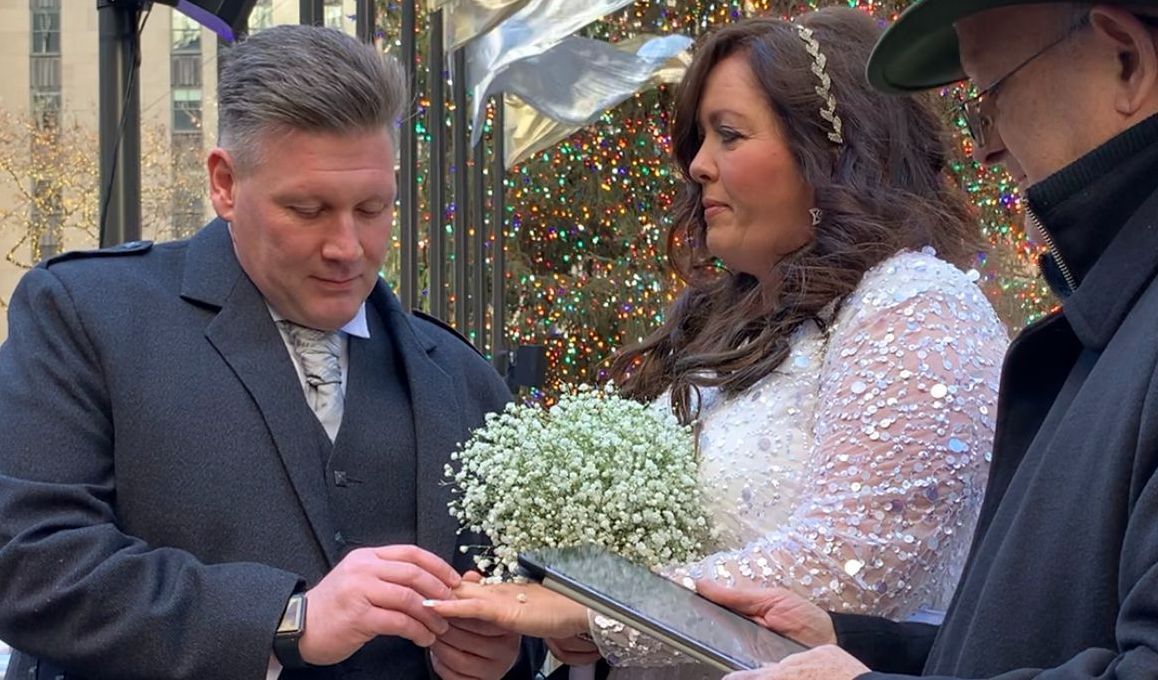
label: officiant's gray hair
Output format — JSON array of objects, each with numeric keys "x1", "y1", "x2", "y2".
[{"x1": 216, "y1": 24, "x2": 406, "y2": 173}]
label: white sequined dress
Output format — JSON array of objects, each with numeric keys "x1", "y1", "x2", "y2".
[{"x1": 589, "y1": 249, "x2": 1009, "y2": 679}]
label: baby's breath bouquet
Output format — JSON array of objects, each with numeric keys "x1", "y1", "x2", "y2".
[{"x1": 446, "y1": 385, "x2": 713, "y2": 580}]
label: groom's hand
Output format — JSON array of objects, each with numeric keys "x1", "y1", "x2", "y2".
[
  {"x1": 298, "y1": 545, "x2": 461, "y2": 665},
  {"x1": 694, "y1": 580, "x2": 837, "y2": 648},
  {"x1": 546, "y1": 635, "x2": 602, "y2": 666},
  {"x1": 430, "y1": 618, "x2": 521, "y2": 680}
]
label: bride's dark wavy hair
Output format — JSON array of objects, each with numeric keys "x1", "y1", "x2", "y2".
[{"x1": 609, "y1": 7, "x2": 979, "y2": 425}]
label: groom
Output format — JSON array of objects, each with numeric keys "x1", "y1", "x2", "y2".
[
  {"x1": 704, "y1": 2, "x2": 1158, "y2": 679},
  {"x1": 0, "y1": 24, "x2": 538, "y2": 680}
]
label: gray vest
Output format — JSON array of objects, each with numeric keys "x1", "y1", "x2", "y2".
[
  {"x1": 293, "y1": 303, "x2": 426, "y2": 679},
  {"x1": 324, "y1": 302, "x2": 418, "y2": 552}
]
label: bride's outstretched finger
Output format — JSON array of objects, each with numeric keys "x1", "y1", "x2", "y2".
[
  {"x1": 422, "y1": 596, "x2": 491, "y2": 621},
  {"x1": 424, "y1": 583, "x2": 591, "y2": 638}
]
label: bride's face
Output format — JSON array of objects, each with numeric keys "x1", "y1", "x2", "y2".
[{"x1": 688, "y1": 54, "x2": 814, "y2": 279}]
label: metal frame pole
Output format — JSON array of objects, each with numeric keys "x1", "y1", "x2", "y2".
[
  {"x1": 489, "y1": 99, "x2": 506, "y2": 372},
  {"x1": 299, "y1": 0, "x2": 323, "y2": 25},
  {"x1": 470, "y1": 118, "x2": 486, "y2": 352},
  {"x1": 354, "y1": 0, "x2": 375, "y2": 42},
  {"x1": 451, "y1": 48, "x2": 469, "y2": 332},
  {"x1": 427, "y1": 9, "x2": 447, "y2": 320},
  {"x1": 97, "y1": 0, "x2": 142, "y2": 247},
  {"x1": 398, "y1": 0, "x2": 420, "y2": 310}
]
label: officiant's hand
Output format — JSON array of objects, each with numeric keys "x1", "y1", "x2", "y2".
[
  {"x1": 694, "y1": 580, "x2": 837, "y2": 648},
  {"x1": 423, "y1": 581, "x2": 590, "y2": 638},
  {"x1": 722, "y1": 646, "x2": 869, "y2": 679}
]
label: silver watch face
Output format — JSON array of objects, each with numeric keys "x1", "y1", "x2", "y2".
[{"x1": 278, "y1": 594, "x2": 306, "y2": 635}]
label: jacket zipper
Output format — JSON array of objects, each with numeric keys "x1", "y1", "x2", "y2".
[{"x1": 1027, "y1": 206, "x2": 1077, "y2": 293}]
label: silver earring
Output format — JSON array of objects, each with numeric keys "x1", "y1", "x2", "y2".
[{"x1": 810, "y1": 208, "x2": 823, "y2": 226}]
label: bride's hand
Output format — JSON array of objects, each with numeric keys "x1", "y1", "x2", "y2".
[{"x1": 423, "y1": 581, "x2": 591, "y2": 639}]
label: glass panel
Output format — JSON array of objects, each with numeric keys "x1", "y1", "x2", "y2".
[
  {"x1": 171, "y1": 55, "x2": 202, "y2": 88},
  {"x1": 171, "y1": 12, "x2": 202, "y2": 54},
  {"x1": 324, "y1": 0, "x2": 344, "y2": 29},
  {"x1": 172, "y1": 87, "x2": 201, "y2": 102},
  {"x1": 172, "y1": 88, "x2": 203, "y2": 132},
  {"x1": 30, "y1": 55, "x2": 60, "y2": 90},
  {"x1": 249, "y1": 0, "x2": 274, "y2": 32},
  {"x1": 31, "y1": 7, "x2": 61, "y2": 55},
  {"x1": 173, "y1": 106, "x2": 202, "y2": 132},
  {"x1": 30, "y1": 90, "x2": 61, "y2": 129}
]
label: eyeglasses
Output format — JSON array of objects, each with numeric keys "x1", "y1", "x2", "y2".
[{"x1": 958, "y1": 15, "x2": 1090, "y2": 148}]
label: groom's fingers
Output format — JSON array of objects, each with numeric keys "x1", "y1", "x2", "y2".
[
  {"x1": 446, "y1": 617, "x2": 510, "y2": 637},
  {"x1": 549, "y1": 636, "x2": 598, "y2": 654},
  {"x1": 430, "y1": 650, "x2": 481, "y2": 680},
  {"x1": 547, "y1": 636, "x2": 603, "y2": 665},
  {"x1": 373, "y1": 545, "x2": 461, "y2": 589}
]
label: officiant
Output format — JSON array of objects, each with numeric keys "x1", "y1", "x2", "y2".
[{"x1": 696, "y1": 2, "x2": 1158, "y2": 679}]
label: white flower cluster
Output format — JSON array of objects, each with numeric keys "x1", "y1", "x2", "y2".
[{"x1": 447, "y1": 385, "x2": 713, "y2": 580}]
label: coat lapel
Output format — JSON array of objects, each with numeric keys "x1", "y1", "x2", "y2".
[
  {"x1": 370, "y1": 284, "x2": 466, "y2": 564},
  {"x1": 181, "y1": 220, "x2": 339, "y2": 567}
]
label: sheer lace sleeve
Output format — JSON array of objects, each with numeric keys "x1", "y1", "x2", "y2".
[{"x1": 590, "y1": 253, "x2": 1007, "y2": 667}]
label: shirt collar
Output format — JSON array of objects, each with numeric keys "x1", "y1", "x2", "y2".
[
  {"x1": 1026, "y1": 112, "x2": 1158, "y2": 297},
  {"x1": 267, "y1": 303, "x2": 371, "y2": 339},
  {"x1": 1025, "y1": 113, "x2": 1158, "y2": 349}
]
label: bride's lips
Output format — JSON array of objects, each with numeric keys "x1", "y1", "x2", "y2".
[{"x1": 703, "y1": 199, "x2": 729, "y2": 221}]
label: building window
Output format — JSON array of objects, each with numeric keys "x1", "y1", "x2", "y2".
[
  {"x1": 30, "y1": 55, "x2": 60, "y2": 91},
  {"x1": 31, "y1": 0, "x2": 61, "y2": 55},
  {"x1": 30, "y1": 91, "x2": 60, "y2": 128},
  {"x1": 30, "y1": 0, "x2": 61, "y2": 131},
  {"x1": 171, "y1": 12, "x2": 201, "y2": 54},
  {"x1": 171, "y1": 54, "x2": 201, "y2": 88},
  {"x1": 169, "y1": 6, "x2": 205, "y2": 240},
  {"x1": 28, "y1": 0, "x2": 62, "y2": 261},
  {"x1": 249, "y1": 0, "x2": 274, "y2": 32},
  {"x1": 324, "y1": 0, "x2": 344, "y2": 29},
  {"x1": 172, "y1": 88, "x2": 202, "y2": 133}
]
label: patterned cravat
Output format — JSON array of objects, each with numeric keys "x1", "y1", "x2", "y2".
[{"x1": 280, "y1": 320, "x2": 344, "y2": 442}]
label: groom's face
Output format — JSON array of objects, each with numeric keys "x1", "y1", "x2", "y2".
[{"x1": 209, "y1": 126, "x2": 396, "y2": 331}]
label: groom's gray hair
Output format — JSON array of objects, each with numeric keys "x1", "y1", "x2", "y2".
[{"x1": 216, "y1": 23, "x2": 407, "y2": 173}]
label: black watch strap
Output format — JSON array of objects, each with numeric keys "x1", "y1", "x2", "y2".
[{"x1": 273, "y1": 591, "x2": 310, "y2": 670}]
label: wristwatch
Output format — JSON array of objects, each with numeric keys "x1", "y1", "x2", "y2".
[{"x1": 273, "y1": 591, "x2": 310, "y2": 670}]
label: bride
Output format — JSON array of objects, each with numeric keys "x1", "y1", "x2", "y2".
[{"x1": 429, "y1": 8, "x2": 1007, "y2": 678}]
